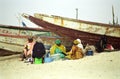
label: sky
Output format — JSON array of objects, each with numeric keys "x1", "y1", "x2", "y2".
[{"x1": 0, "y1": 0, "x2": 120, "y2": 27}]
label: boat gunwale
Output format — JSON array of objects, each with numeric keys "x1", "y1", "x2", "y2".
[
  {"x1": 0, "y1": 24, "x2": 49, "y2": 32},
  {"x1": 35, "y1": 13, "x2": 120, "y2": 28},
  {"x1": 29, "y1": 15, "x2": 120, "y2": 39}
]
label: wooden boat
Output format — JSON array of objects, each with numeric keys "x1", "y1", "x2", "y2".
[
  {"x1": 22, "y1": 13, "x2": 120, "y2": 49},
  {"x1": 0, "y1": 25, "x2": 71, "y2": 52}
]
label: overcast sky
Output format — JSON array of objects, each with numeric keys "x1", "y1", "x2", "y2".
[{"x1": 0, "y1": 0, "x2": 120, "y2": 27}]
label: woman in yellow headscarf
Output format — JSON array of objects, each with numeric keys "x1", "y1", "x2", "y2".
[{"x1": 67, "y1": 40, "x2": 83, "y2": 59}]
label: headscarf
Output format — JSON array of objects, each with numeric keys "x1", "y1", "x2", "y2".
[
  {"x1": 76, "y1": 38, "x2": 83, "y2": 49},
  {"x1": 73, "y1": 40, "x2": 79, "y2": 45},
  {"x1": 55, "y1": 39, "x2": 61, "y2": 45},
  {"x1": 76, "y1": 38, "x2": 81, "y2": 44}
]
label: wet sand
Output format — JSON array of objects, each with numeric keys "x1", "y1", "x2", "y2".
[{"x1": 0, "y1": 50, "x2": 120, "y2": 79}]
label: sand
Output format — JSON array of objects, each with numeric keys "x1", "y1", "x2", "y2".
[{"x1": 0, "y1": 51, "x2": 120, "y2": 79}]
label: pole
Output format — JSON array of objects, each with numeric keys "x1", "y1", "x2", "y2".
[
  {"x1": 76, "y1": 8, "x2": 78, "y2": 19},
  {"x1": 112, "y1": 5, "x2": 115, "y2": 25}
]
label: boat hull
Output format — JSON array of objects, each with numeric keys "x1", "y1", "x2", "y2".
[
  {"x1": 23, "y1": 14, "x2": 120, "y2": 49},
  {"x1": 0, "y1": 25, "x2": 72, "y2": 52}
]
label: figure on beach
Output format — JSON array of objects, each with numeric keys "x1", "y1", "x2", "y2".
[
  {"x1": 95, "y1": 35, "x2": 107, "y2": 52},
  {"x1": 32, "y1": 36, "x2": 46, "y2": 64},
  {"x1": 50, "y1": 39, "x2": 66, "y2": 60},
  {"x1": 21, "y1": 37, "x2": 34, "y2": 61},
  {"x1": 67, "y1": 39, "x2": 84, "y2": 59}
]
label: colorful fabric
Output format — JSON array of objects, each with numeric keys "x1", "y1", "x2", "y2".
[
  {"x1": 73, "y1": 40, "x2": 79, "y2": 45},
  {"x1": 54, "y1": 47, "x2": 63, "y2": 54},
  {"x1": 50, "y1": 44, "x2": 66, "y2": 58},
  {"x1": 55, "y1": 39, "x2": 61, "y2": 44},
  {"x1": 68, "y1": 45, "x2": 83, "y2": 59}
]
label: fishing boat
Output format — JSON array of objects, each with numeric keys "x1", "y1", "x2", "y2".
[
  {"x1": 22, "y1": 13, "x2": 120, "y2": 49},
  {"x1": 0, "y1": 25, "x2": 71, "y2": 52}
]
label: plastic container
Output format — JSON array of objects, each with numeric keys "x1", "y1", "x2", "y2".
[
  {"x1": 34, "y1": 58, "x2": 42, "y2": 64},
  {"x1": 86, "y1": 50, "x2": 93, "y2": 56},
  {"x1": 50, "y1": 54, "x2": 61, "y2": 61},
  {"x1": 44, "y1": 57, "x2": 53, "y2": 63}
]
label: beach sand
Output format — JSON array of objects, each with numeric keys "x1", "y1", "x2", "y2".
[{"x1": 0, "y1": 51, "x2": 120, "y2": 79}]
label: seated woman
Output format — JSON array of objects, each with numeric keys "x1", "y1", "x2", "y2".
[
  {"x1": 67, "y1": 40, "x2": 84, "y2": 60},
  {"x1": 50, "y1": 39, "x2": 66, "y2": 60}
]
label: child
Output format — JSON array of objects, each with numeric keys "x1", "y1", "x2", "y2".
[{"x1": 21, "y1": 37, "x2": 34, "y2": 62}]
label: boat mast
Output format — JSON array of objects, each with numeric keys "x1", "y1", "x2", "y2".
[
  {"x1": 112, "y1": 5, "x2": 115, "y2": 25},
  {"x1": 76, "y1": 8, "x2": 78, "y2": 19}
]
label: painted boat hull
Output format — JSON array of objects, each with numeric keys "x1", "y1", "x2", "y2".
[
  {"x1": 22, "y1": 13, "x2": 120, "y2": 49},
  {"x1": 0, "y1": 25, "x2": 71, "y2": 52}
]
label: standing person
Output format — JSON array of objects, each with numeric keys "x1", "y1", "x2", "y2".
[
  {"x1": 32, "y1": 37, "x2": 46, "y2": 64},
  {"x1": 67, "y1": 40, "x2": 83, "y2": 59},
  {"x1": 50, "y1": 39, "x2": 66, "y2": 60},
  {"x1": 20, "y1": 37, "x2": 34, "y2": 61}
]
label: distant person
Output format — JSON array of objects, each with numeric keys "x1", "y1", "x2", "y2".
[
  {"x1": 50, "y1": 39, "x2": 66, "y2": 60},
  {"x1": 20, "y1": 37, "x2": 34, "y2": 61},
  {"x1": 32, "y1": 37, "x2": 46, "y2": 64},
  {"x1": 67, "y1": 40, "x2": 83, "y2": 59},
  {"x1": 95, "y1": 35, "x2": 107, "y2": 52}
]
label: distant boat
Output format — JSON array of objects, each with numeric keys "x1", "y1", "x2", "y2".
[
  {"x1": 22, "y1": 13, "x2": 120, "y2": 49},
  {"x1": 0, "y1": 25, "x2": 71, "y2": 52}
]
